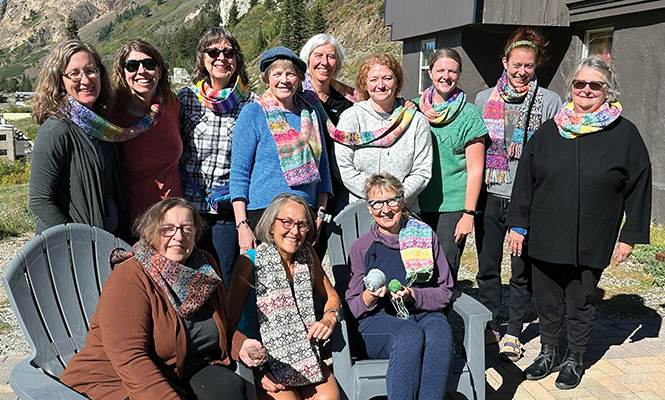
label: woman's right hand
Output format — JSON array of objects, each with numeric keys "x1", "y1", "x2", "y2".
[
  {"x1": 362, "y1": 285, "x2": 387, "y2": 308},
  {"x1": 239, "y1": 339, "x2": 266, "y2": 367},
  {"x1": 258, "y1": 371, "x2": 286, "y2": 392},
  {"x1": 238, "y1": 224, "x2": 256, "y2": 252},
  {"x1": 508, "y1": 230, "x2": 525, "y2": 257}
]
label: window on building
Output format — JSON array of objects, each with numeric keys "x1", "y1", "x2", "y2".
[
  {"x1": 0, "y1": 149, "x2": 7, "y2": 156},
  {"x1": 420, "y1": 39, "x2": 436, "y2": 93},
  {"x1": 0, "y1": 134, "x2": 6, "y2": 141},
  {"x1": 583, "y1": 27, "x2": 613, "y2": 64}
]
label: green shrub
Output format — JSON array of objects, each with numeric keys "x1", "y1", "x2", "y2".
[
  {"x1": 632, "y1": 243, "x2": 665, "y2": 286},
  {"x1": 0, "y1": 160, "x2": 30, "y2": 185},
  {"x1": 0, "y1": 184, "x2": 36, "y2": 239}
]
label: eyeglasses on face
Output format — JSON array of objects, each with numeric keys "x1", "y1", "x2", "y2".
[
  {"x1": 275, "y1": 218, "x2": 311, "y2": 232},
  {"x1": 572, "y1": 79, "x2": 606, "y2": 91},
  {"x1": 204, "y1": 47, "x2": 235, "y2": 60},
  {"x1": 367, "y1": 196, "x2": 402, "y2": 210},
  {"x1": 122, "y1": 58, "x2": 158, "y2": 73},
  {"x1": 62, "y1": 67, "x2": 100, "y2": 82},
  {"x1": 160, "y1": 224, "x2": 198, "y2": 237}
]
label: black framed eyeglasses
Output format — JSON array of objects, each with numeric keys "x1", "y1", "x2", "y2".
[
  {"x1": 159, "y1": 224, "x2": 198, "y2": 237},
  {"x1": 62, "y1": 67, "x2": 100, "y2": 82},
  {"x1": 122, "y1": 58, "x2": 159, "y2": 73},
  {"x1": 367, "y1": 196, "x2": 402, "y2": 210},
  {"x1": 204, "y1": 47, "x2": 235, "y2": 60},
  {"x1": 275, "y1": 218, "x2": 311, "y2": 232},
  {"x1": 572, "y1": 79, "x2": 606, "y2": 91}
]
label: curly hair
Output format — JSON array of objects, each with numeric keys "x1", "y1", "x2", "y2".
[
  {"x1": 133, "y1": 197, "x2": 205, "y2": 250},
  {"x1": 32, "y1": 40, "x2": 111, "y2": 125},
  {"x1": 110, "y1": 39, "x2": 177, "y2": 114},
  {"x1": 355, "y1": 53, "x2": 404, "y2": 101},
  {"x1": 191, "y1": 27, "x2": 248, "y2": 86},
  {"x1": 503, "y1": 26, "x2": 550, "y2": 67}
]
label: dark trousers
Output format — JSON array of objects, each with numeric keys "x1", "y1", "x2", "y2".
[
  {"x1": 474, "y1": 192, "x2": 532, "y2": 337},
  {"x1": 197, "y1": 212, "x2": 238, "y2": 289},
  {"x1": 420, "y1": 211, "x2": 466, "y2": 285},
  {"x1": 359, "y1": 312, "x2": 454, "y2": 400},
  {"x1": 532, "y1": 260, "x2": 603, "y2": 353}
]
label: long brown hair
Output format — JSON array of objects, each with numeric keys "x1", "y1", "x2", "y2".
[{"x1": 191, "y1": 27, "x2": 248, "y2": 86}]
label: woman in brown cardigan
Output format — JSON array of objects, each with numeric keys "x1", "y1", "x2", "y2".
[{"x1": 61, "y1": 197, "x2": 263, "y2": 400}]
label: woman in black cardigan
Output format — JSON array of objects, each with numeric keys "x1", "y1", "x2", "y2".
[{"x1": 506, "y1": 56, "x2": 651, "y2": 390}]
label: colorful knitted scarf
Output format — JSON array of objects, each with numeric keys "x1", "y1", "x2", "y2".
[
  {"x1": 63, "y1": 93, "x2": 164, "y2": 142},
  {"x1": 258, "y1": 90, "x2": 323, "y2": 187},
  {"x1": 554, "y1": 101, "x2": 622, "y2": 139},
  {"x1": 302, "y1": 72, "x2": 361, "y2": 103},
  {"x1": 254, "y1": 243, "x2": 324, "y2": 387},
  {"x1": 119, "y1": 240, "x2": 222, "y2": 319},
  {"x1": 398, "y1": 217, "x2": 434, "y2": 285},
  {"x1": 193, "y1": 76, "x2": 248, "y2": 114},
  {"x1": 483, "y1": 71, "x2": 543, "y2": 184},
  {"x1": 418, "y1": 86, "x2": 466, "y2": 125}
]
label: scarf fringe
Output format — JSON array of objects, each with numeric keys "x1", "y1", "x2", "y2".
[{"x1": 485, "y1": 168, "x2": 512, "y2": 184}]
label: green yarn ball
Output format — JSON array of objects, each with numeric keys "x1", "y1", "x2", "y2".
[{"x1": 388, "y1": 279, "x2": 403, "y2": 292}]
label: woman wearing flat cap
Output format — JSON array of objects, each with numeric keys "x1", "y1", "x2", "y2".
[{"x1": 229, "y1": 47, "x2": 332, "y2": 252}]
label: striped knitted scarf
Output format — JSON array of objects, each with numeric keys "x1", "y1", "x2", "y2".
[
  {"x1": 483, "y1": 71, "x2": 543, "y2": 184},
  {"x1": 129, "y1": 240, "x2": 221, "y2": 319},
  {"x1": 193, "y1": 76, "x2": 248, "y2": 114},
  {"x1": 258, "y1": 90, "x2": 322, "y2": 187},
  {"x1": 398, "y1": 217, "x2": 434, "y2": 285},
  {"x1": 554, "y1": 101, "x2": 622, "y2": 139},
  {"x1": 418, "y1": 86, "x2": 466, "y2": 125},
  {"x1": 63, "y1": 92, "x2": 164, "y2": 142},
  {"x1": 254, "y1": 243, "x2": 324, "y2": 387}
]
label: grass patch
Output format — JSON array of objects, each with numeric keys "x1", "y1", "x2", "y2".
[
  {"x1": 10, "y1": 117, "x2": 38, "y2": 140},
  {"x1": 0, "y1": 184, "x2": 36, "y2": 240},
  {"x1": 630, "y1": 222, "x2": 665, "y2": 286}
]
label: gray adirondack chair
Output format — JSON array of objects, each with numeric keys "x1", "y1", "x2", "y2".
[
  {"x1": 327, "y1": 200, "x2": 492, "y2": 400},
  {"x1": 2, "y1": 223, "x2": 257, "y2": 400}
]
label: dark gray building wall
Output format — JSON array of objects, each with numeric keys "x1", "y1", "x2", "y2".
[{"x1": 482, "y1": 0, "x2": 569, "y2": 26}]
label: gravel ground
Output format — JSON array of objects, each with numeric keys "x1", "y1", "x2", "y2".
[{"x1": 0, "y1": 230, "x2": 664, "y2": 358}]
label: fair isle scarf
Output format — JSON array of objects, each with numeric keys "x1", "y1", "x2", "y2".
[
  {"x1": 63, "y1": 93, "x2": 164, "y2": 142},
  {"x1": 484, "y1": 71, "x2": 544, "y2": 184},
  {"x1": 259, "y1": 90, "x2": 322, "y2": 187},
  {"x1": 302, "y1": 72, "x2": 361, "y2": 103},
  {"x1": 193, "y1": 76, "x2": 248, "y2": 114},
  {"x1": 554, "y1": 101, "x2": 622, "y2": 139},
  {"x1": 254, "y1": 243, "x2": 324, "y2": 387},
  {"x1": 129, "y1": 240, "x2": 221, "y2": 319},
  {"x1": 398, "y1": 217, "x2": 434, "y2": 285},
  {"x1": 418, "y1": 86, "x2": 466, "y2": 125}
]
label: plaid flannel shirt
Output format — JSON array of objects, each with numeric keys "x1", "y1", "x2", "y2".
[{"x1": 178, "y1": 84, "x2": 260, "y2": 212}]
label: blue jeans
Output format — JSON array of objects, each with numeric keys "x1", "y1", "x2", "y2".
[
  {"x1": 359, "y1": 312, "x2": 454, "y2": 400},
  {"x1": 198, "y1": 216, "x2": 238, "y2": 289}
]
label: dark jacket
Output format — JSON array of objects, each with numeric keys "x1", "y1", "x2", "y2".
[
  {"x1": 60, "y1": 251, "x2": 246, "y2": 400},
  {"x1": 29, "y1": 117, "x2": 128, "y2": 234},
  {"x1": 506, "y1": 117, "x2": 651, "y2": 269}
]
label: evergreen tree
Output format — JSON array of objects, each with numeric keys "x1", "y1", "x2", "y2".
[
  {"x1": 250, "y1": 0, "x2": 258, "y2": 7},
  {"x1": 264, "y1": 0, "x2": 275, "y2": 12},
  {"x1": 0, "y1": 75, "x2": 7, "y2": 92},
  {"x1": 280, "y1": 0, "x2": 307, "y2": 51},
  {"x1": 20, "y1": 73, "x2": 33, "y2": 92},
  {"x1": 251, "y1": 26, "x2": 268, "y2": 60},
  {"x1": 227, "y1": 0, "x2": 239, "y2": 29},
  {"x1": 66, "y1": 15, "x2": 79, "y2": 40},
  {"x1": 8, "y1": 77, "x2": 19, "y2": 92},
  {"x1": 308, "y1": 4, "x2": 326, "y2": 35}
]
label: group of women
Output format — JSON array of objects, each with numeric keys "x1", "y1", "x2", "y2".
[{"x1": 28, "y1": 21, "x2": 650, "y2": 400}]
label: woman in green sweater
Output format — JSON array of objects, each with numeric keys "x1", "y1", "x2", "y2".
[{"x1": 416, "y1": 48, "x2": 488, "y2": 285}]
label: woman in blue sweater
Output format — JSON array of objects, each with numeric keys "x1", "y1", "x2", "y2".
[{"x1": 230, "y1": 47, "x2": 332, "y2": 253}]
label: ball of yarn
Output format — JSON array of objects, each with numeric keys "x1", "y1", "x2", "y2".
[
  {"x1": 388, "y1": 279, "x2": 403, "y2": 293},
  {"x1": 365, "y1": 268, "x2": 386, "y2": 291}
]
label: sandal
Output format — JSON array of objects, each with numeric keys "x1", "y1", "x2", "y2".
[{"x1": 500, "y1": 337, "x2": 523, "y2": 361}]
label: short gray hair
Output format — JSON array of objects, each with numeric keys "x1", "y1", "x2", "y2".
[
  {"x1": 254, "y1": 193, "x2": 317, "y2": 245},
  {"x1": 260, "y1": 59, "x2": 306, "y2": 86},
  {"x1": 363, "y1": 173, "x2": 405, "y2": 201},
  {"x1": 299, "y1": 34, "x2": 346, "y2": 77},
  {"x1": 565, "y1": 56, "x2": 620, "y2": 103}
]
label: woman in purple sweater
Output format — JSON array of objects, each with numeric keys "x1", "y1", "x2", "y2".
[{"x1": 345, "y1": 173, "x2": 455, "y2": 400}]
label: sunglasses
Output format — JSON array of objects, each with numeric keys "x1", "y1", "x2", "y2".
[
  {"x1": 204, "y1": 47, "x2": 235, "y2": 59},
  {"x1": 122, "y1": 58, "x2": 158, "y2": 73},
  {"x1": 572, "y1": 79, "x2": 606, "y2": 91}
]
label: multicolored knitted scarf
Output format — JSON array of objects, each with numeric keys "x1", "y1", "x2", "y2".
[
  {"x1": 117, "y1": 240, "x2": 222, "y2": 319},
  {"x1": 254, "y1": 243, "x2": 324, "y2": 387},
  {"x1": 484, "y1": 71, "x2": 543, "y2": 184},
  {"x1": 398, "y1": 217, "x2": 434, "y2": 285},
  {"x1": 418, "y1": 86, "x2": 466, "y2": 125},
  {"x1": 258, "y1": 90, "x2": 323, "y2": 187},
  {"x1": 63, "y1": 93, "x2": 164, "y2": 142},
  {"x1": 554, "y1": 101, "x2": 622, "y2": 139},
  {"x1": 302, "y1": 72, "x2": 361, "y2": 103},
  {"x1": 193, "y1": 76, "x2": 248, "y2": 113}
]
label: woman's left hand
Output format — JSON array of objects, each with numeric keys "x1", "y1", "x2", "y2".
[
  {"x1": 239, "y1": 339, "x2": 267, "y2": 367},
  {"x1": 404, "y1": 99, "x2": 417, "y2": 109},
  {"x1": 614, "y1": 242, "x2": 635, "y2": 266},
  {"x1": 307, "y1": 314, "x2": 336, "y2": 341},
  {"x1": 454, "y1": 214, "x2": 474, "y2": 243},
  {"x1": 508, "y1": 230, "x2": 525, "y2": 257},
  {"x1": 390, "y1": 286, "x2": 415, "y2": 304}
]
